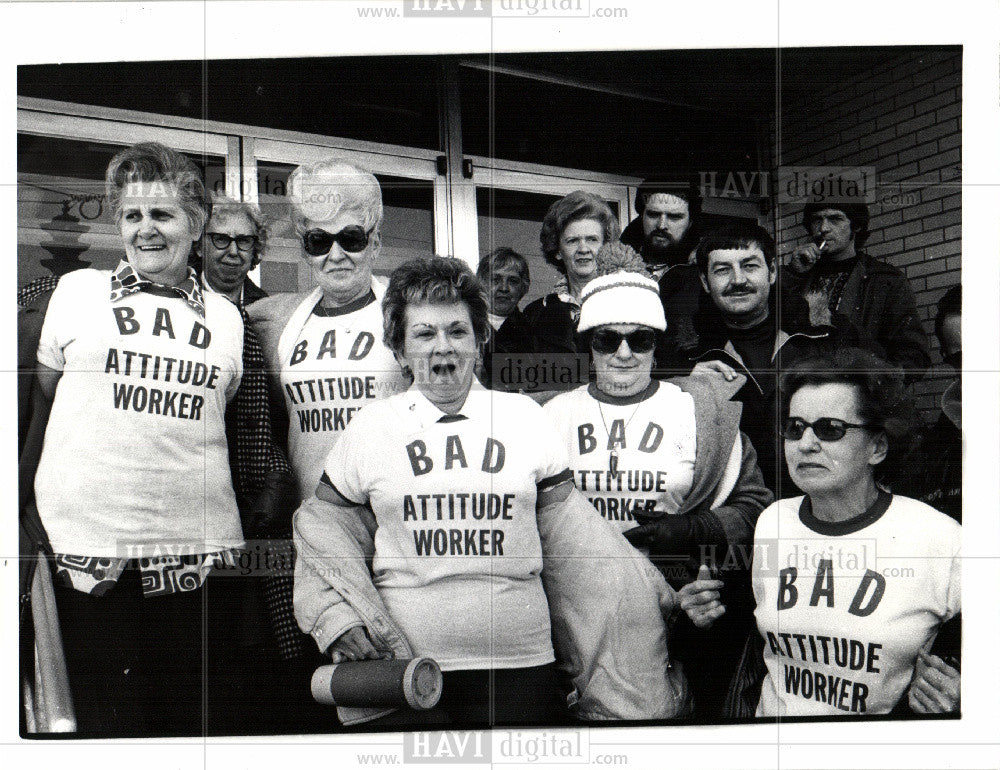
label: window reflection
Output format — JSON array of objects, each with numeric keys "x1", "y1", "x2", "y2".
[{"x1": 17, "y1": 135, "x2": 223, "y2": 288}]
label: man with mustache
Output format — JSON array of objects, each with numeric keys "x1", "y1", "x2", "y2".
[
  {"x1": 620, "y1": 177, "x2": 704, "y2": 372},
  {"x1": 687, "y1": 221, "x2": 853, "y2": 496}
]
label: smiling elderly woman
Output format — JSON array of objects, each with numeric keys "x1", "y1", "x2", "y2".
[
  {"x1": 249, "y1": 158, "x2": 408, "y2": 501},
  {"x1": 23, "y1": 142, "x2": 245, "y2": 736},
  {"x1": 737, "y1": 349, "x2": 961, "y2": 717},
  {"x1": 292, "y1": 256, "x2": 712, "y2": 727}
]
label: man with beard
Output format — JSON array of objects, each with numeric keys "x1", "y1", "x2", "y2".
[{"x1": 621, "y1": 177, "x2": 703, "y2": 372}]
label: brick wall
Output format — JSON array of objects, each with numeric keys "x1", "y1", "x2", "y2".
[{"x1": 771, "y1": 49, "x2": 961, "y2": 418}]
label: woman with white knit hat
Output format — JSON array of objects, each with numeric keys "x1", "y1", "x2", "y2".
[{"x1": 543, "y1": 242, "x2": 772, "y2": 718}]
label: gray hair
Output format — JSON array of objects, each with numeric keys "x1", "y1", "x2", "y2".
[
  {"x1": 286, "y1": 158, "x2": 383, "y2": 234},
  {"x1": 476, "y1": 247, "x2": 530, "y2": 286},
  {"x1": 208, "y1": 192, "x2": 268, "y2": 266},
  {"x1": 105, "y1": 141, "x2": 209, "y2": 235}
]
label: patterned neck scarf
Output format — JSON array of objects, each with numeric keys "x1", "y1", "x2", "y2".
[{"x1": 109, "y1": 259, "x2": 206, "y2": 318}]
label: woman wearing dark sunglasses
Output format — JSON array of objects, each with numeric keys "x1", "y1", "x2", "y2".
[
  {"x1": 544, "y1": 249, "x2": 773, "y2": 718},
  {"x1": 249, "y1": 158, "x2": 408, "y2": 501},
  {"x1": 740, "y1": 348, "x2": 960, "y2": 717}
]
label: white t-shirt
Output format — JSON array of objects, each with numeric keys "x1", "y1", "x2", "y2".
[
  {"x1": 279, "y1": 289, "x2": 408, "y2": 499},
  {"x1": 322, "y1": 385, "x2": 570, "y2": 670},
  {"x1": 544, "y1": 381, "x2": 697, "y2": 533},
  {"x1": 35, "y1": 268, "x2": 245, "y2": 557},
  {"x1": 753, "y1": 494, "x2": 961, "y2": 716}
]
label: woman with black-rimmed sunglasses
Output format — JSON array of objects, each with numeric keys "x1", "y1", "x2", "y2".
[
  {"x1": 714, "y1": 348, "x2": 961, "y2": 717},
  {"x1": 544, "y1": 245, "x2": 773, "y2": 718},
  {"x1": 248, "y1": 158, "x2": 408, "y2": 502}
]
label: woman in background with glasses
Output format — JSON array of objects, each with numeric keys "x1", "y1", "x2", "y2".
[
  {"x1": 543, "y1": 245, "x2": 772, "y2": 717},
  {"x1": 733, "y1": 348, "x2": 960, "y2": 717},
  {"x1": 249, "y1": 158, "x2": 408, "y2": 501}
]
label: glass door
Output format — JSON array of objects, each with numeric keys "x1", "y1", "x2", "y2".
[
  {"x1": 17, "y1": 108, "x2": 235, "y2": 291},
  {"x1": 466, "y1": 159, "x2": 636, "y2": 303}
]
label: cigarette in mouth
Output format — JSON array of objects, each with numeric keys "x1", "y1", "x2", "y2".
[{"x1": 817, "y1": 240, "x2": 827, "y2": 252}]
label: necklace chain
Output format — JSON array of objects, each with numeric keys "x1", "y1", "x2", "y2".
[{"x1": 596, "y1": 399, "x2": 643, "y2": 475}]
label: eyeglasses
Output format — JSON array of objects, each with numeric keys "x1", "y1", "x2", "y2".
[
  {"x1": 207, "y1": 232, "x2": 257, "y2": 252},
  {"x1": 301, "y1": 225, "x2": 372, "y2": 256},
  {"x1": 781, "y1": 417, "x2": 875, "y2": 442},
  {"x1": 591, "y1": 328, "x2": 657, "y2": 355}
]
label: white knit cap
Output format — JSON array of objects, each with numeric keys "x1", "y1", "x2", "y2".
[{"x1": 577, "y1": 270, "x2": 667, "y2": 332}]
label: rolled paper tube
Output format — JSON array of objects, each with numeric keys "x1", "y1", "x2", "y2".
[
  {"x1": 311, "y1": 658, "x2": 442, "y2": 710},
  {"x1": 31, "y1": 557, "x2": 76, "y2": 732},
  {"x1": 22, "y1": 672, "x2": 38, "y2": 733}
]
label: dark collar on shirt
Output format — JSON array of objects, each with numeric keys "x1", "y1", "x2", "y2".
[
  {"x1": 587, "y1": 379, "x2": 660, "y2": 405},
  {"x1": 312, "y1": 289, "x2": 377, "y2": 317},
  {"x1": 798, "y1": 489, "x2": 892, "y2": 536}
]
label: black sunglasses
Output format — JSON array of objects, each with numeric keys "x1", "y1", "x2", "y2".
[
  {"x1": 301, "y1": 225, "x2": 371, "y2": 256},
  {"x1": 591, "y1": 328, "x2": 657, "y2": 355},
  {"x1": 207, "y1": 232, "x2": 257, "y2": 252},
  {"x1": 782, "y1": 417, "x2": 875, "y2": 442}
]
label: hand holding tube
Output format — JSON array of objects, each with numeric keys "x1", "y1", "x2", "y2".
[{"x1": 329, "y1": 625, "x2": 392, "y2": 663}]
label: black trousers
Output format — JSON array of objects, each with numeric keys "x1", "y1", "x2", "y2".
[{"x1": 51, "y1": 566, "x2": 243, "y2": 737}]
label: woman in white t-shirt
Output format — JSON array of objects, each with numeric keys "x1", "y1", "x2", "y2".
[
  {"x1": 23, "y1": 143, "x2": 245, "y2": 736},
  {"x1": 544, "y1": 243, "x2": 773, "y2": 718},
  {"x1": 293, "y1": 256, "x2": 717, "y2": 726},
  {"x1": 248, "y1": 158, "x2": 408, "y2": 501},
  {"x1": 699, "y1": 348, "x2": 961, "y2": 718}
]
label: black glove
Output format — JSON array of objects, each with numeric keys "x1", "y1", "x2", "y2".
[
  {"x1": 623, "y1": 512, "x2": 727, "y2": 562},
  {"x1": 243, "y1": 469, "x2": 296, "y2": 539}
]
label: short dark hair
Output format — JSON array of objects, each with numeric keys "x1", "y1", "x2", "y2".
[
  {"x1": 476, "y1": 247, "x2": 530, "y2": 286},
  {"x1": 695, "y1": 221, "x2": 776, "y2": 276},
  {"x1": 105, "y1": 142, "x2": 209, "y2": 235},
  {"x1": 779, "y1": 348, "x2": 918, "y2": 486},
  {"x1": 934, "y1": 284, "x2": 961, "y2": 345},
  {"x1": 634, "y1": 175, "x2": 703, "y2": 220},
  {"x1": 383, "y1": 256, "x2": 491, "y2": 360},
  {"x1": 801, "y1": 200, "x2": 871, "y2": 249},
  {"x1": 539, "y1": 191, "x2": 620, "y2": 272}
]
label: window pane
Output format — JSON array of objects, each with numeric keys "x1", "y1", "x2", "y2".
[
  {"x1": 20, "y1": 57, "x2": 441, "y2": 151},
  {"x1": 17, "y1": 134, "x2": 224, "y2": 289},
  {"x1": 460, "y1": 52, "x2": 764, "y2": 178}
]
